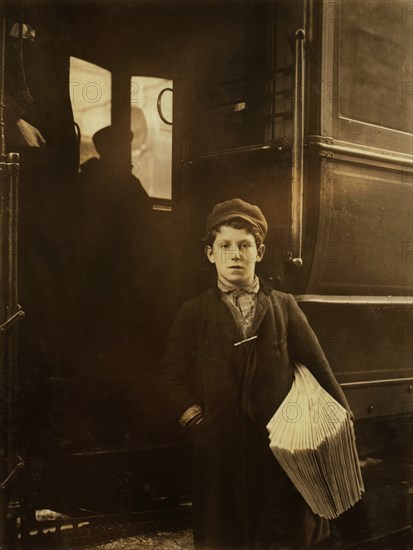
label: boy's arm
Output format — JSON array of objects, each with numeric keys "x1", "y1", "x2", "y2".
[
  {"x1": 287, "y1": 294, "x2": 354, "y2": 419},
  {"x1": 158, "y1": 302, "x2": 201, "y2": 424}
]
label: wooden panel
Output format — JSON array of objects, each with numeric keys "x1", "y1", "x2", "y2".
[
  {"x1": 185, "y1": 2, "x2": 299, "y2": 158},
  {"x1": 339, "y1": 0, "x2": 413, "y2": 134},
  {"x1": 307, "y1": 158, "x2": 413, "y2": 294},
  {"x1": 190, "y1": 3, "x2": 270, "y2": 84},
  {"x1": 186, "y1": 3, "x2": 274, "y2": 158},
  {"x1": 297, "y1": 300, "x2": 413, "y2": 386},
  {"x1": 319, "y1": 0, "x2": 413, "y2": 154},
  {"x1": 344, "y1": 383, "x2": 413, "y2": 420}
]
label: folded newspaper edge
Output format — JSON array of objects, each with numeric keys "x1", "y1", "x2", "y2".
[{"x1": 266, "y1": 363, "x2": 364, "y2": 519}]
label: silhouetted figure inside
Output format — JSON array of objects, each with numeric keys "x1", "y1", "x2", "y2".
[
  {"x1": 73, "y1": 126, "x2": 157, "y2": 449},
  {"x1": 79, "y1": 125, "x2": 150, "y2": 210},
  {"x1": 78, "y1": 125, "x2": 152, "y2": 303}
]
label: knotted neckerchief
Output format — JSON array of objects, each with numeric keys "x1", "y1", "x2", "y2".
[{"x1": 218, "y1": 276, "x2": 260, "y2": 337}]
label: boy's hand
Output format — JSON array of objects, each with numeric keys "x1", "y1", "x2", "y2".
[
  {"x1": 186, "y1": 412, "x2": 204, "y2": 430},
  {"x1": 179, "y1": 404, "x2": 204, "y2": 429}
]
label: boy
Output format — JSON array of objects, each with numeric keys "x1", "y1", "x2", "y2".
[{"x1": 159, "y1": 198, "x2": 353, "y2": 550}]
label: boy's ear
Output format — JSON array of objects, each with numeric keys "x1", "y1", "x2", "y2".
[
  {"x1": 205, "y1": 245, "x2": 215, "y2": 264},
  {"x1": 256, "y1": 244, "x2": 265, "y2": 262}
]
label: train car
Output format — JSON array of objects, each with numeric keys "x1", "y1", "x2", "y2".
[{"x1": 0, "y1": 0, "x2": 412, "y2": 547}]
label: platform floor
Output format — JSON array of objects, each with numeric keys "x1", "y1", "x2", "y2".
[
  {"x1": 85, "y1": 529, "x2": 193, "y2": 549},
  {"x1": 85, "y1": 528, "x2": 413, "y2": 550}
]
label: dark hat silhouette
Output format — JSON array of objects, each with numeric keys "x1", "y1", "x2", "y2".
[{"x1": 92, "y1": 126, "x2": 134, "y2": 153}]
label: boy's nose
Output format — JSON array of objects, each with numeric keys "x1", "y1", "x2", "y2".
[{"x1": 230, "y1": 244, "x2": 242, "y2": 259}]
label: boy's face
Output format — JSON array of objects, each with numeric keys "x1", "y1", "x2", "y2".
[{"x1": 205, "y1": 225, "x2": 265, "y2": 288}]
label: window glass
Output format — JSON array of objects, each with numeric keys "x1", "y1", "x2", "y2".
[
  {"x1": 130, "y1": 76, "x2": 172, "y2": 200},
  {"x1": 69, "y1": 57, "x2": 111, "y2": 165}
]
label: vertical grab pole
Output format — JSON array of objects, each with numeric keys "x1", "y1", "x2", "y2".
[
  {"x1": 0, "y1": 152, "x2": 21, "y2": 550},
  {"x1": 286, "y1": 28, "x2": 305, "y2": 268},
  {"x1": 0, "y1": 0, "x2": 8, "y2": 545},
  {"x1": 6, "y1": 153, "x2": 19, "y2": 480},
  {"x1": 0, "y1": 0, "x2": 5, "y2": 159},
  {"x1": 0, "y1": 1, "x2": 22, "y2": 545}
]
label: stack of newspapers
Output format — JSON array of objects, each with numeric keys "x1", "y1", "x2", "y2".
[{"x1": 266, "y1": 363, "x2": 364, "y2": 519}]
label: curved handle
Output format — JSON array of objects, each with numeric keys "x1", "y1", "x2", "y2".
[
  {"x1": 74, "y1": 121, "x2": 81, "y2": 147},
  {"x1": 157, "y1": 87, "x2": 173, "y2": 125},
  {"x1": 286, "y1": 29, "x2": 305, "y2": 269}
]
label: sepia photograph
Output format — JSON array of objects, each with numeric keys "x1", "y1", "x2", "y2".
[{"x1": 0, "y1": 0, "x2": 412, "y2": 548}]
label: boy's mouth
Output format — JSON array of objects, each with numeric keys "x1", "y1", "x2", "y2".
[{"x1": 228, "y1": 265, "x2": 243, "y2": 270}]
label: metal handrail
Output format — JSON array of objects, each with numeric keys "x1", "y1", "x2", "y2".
[
  {"x1": 286, "y1": 28, "x2": 305, "y2": 268},
  {"x1": 0, "y1": 2, "x2": 6, "y2": 157},
  {"x1": 341, "y1": 377, "x2": 413, "y2": 389},
  {"x1": 0, "y1": 305, "x2": 25, "y2": 331}
]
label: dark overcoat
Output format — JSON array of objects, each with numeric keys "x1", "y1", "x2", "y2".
[{"x1": 159, "y1": 279, "x2": 353, "y2": 550}]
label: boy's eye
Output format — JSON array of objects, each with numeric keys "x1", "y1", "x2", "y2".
[{"x1": 217, "y1": 242, "x2": 255, "y2": 251}]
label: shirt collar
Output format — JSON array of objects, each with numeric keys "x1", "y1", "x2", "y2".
[{"x1": 217, "y1": 275, "x2": 260, "y2": 294}]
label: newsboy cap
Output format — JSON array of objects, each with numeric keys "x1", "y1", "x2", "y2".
[{"x1": 206, "y1": 198, "x2": 268, "y2": 238}]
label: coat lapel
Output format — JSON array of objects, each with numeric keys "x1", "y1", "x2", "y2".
[{"x1": 251, "y1": 288, "x2": 271, "y2": 336}]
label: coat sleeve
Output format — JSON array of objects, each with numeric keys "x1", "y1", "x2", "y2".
[
  {"x1": 287, "y1": 294, "x2": 354, "y2": 419},
  {"x1": 158, "y1": 301, "x2": 199, "y2": 422}
]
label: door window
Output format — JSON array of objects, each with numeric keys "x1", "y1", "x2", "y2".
[{"x1": 130, "y1": 76, "x2": 172, "y2": 200}]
